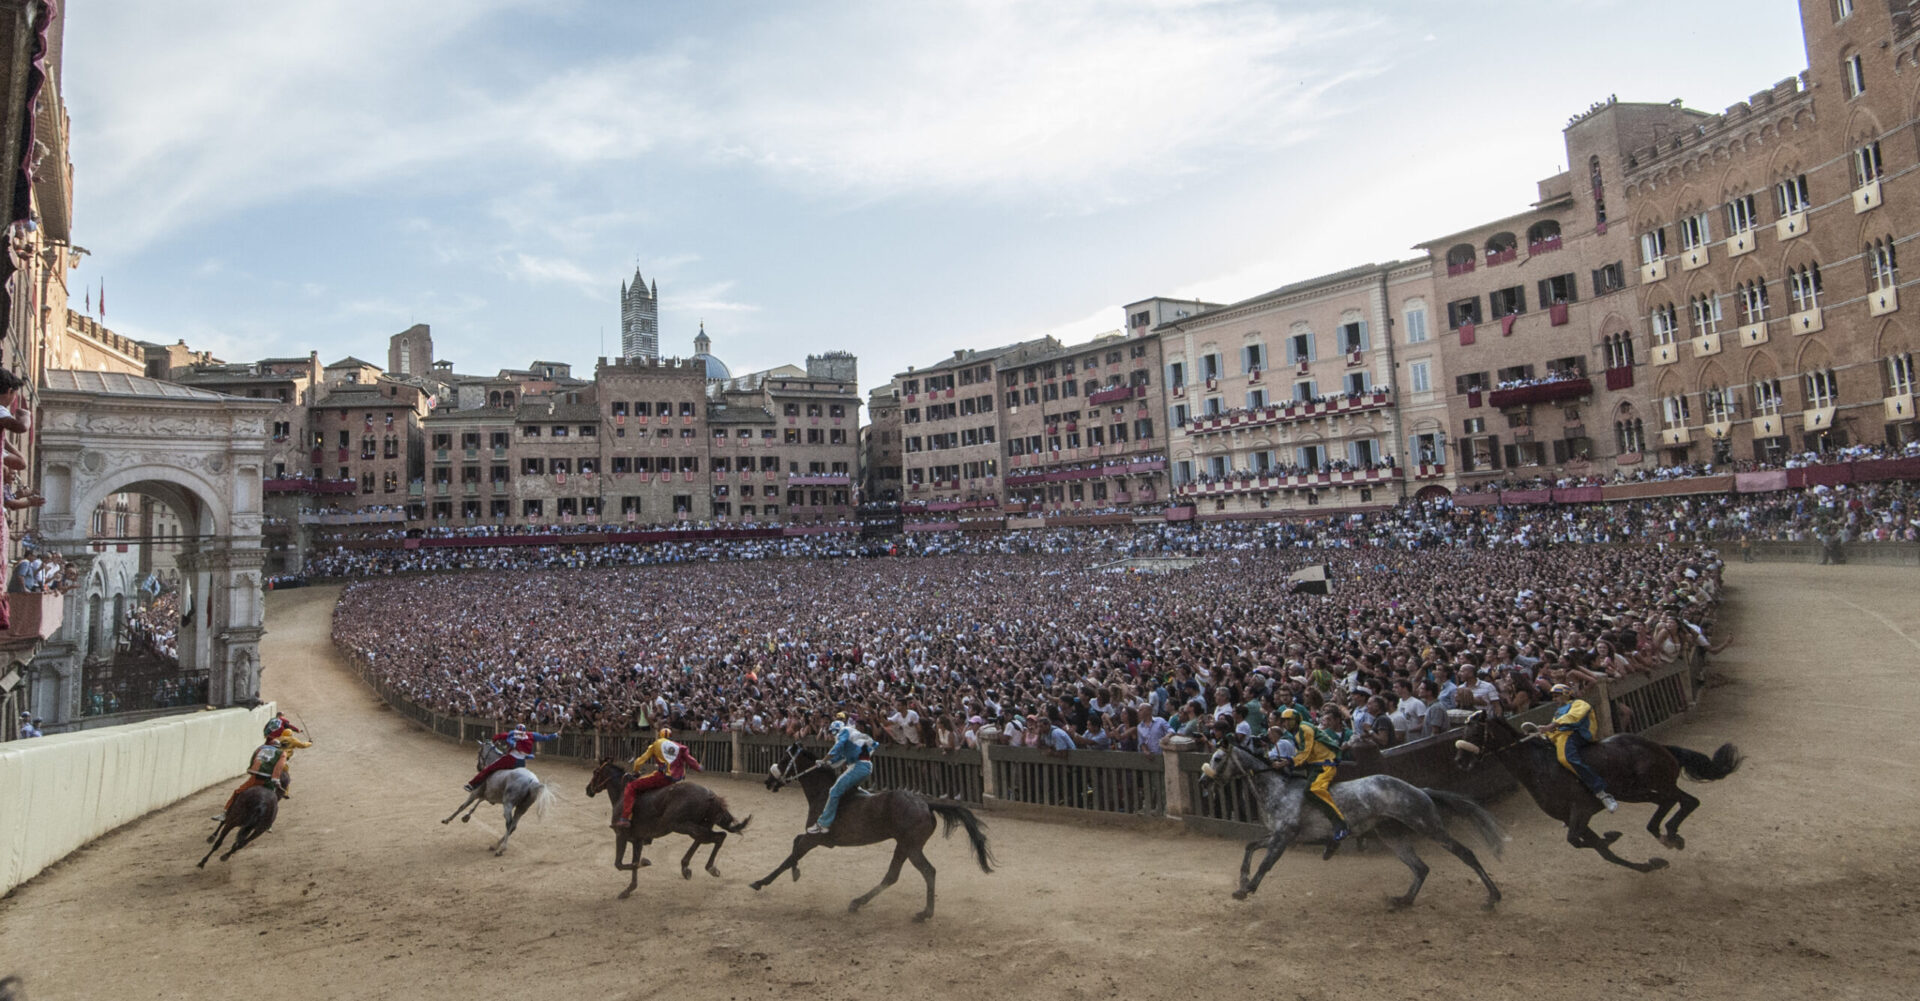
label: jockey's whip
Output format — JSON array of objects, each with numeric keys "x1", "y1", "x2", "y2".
[{"x1": 292, "y1": 708, "x2": 318, "y2": 743}]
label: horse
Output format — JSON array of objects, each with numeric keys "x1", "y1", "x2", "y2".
[
  {"x1": 584, "y1": 758, "x2": 752, "y2": 898},
  {"x1": 749, "y1": 743, "x2": 994, "y2": 922},
  {"x1": 200, "y1": 784, "x2": 278, "y2": 868},
  {"x1": 1452, "y1": 710, "x2": 1741, "y2": 871},
  {"x1": 442, "y1": 739, "x2": 555, "y2": 856},
  {"x1": 1199, "y1": 741, "x2": 1506, "y2": 909}
]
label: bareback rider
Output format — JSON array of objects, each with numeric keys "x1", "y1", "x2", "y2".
[
  {"x1": 464, "y1": 723, "x2": 559, "y2": 792},
  {"x1": 1274, "y1": 707, "x2": 1351, "y2": 858},
  {"x1": 216, "y1": 719, "x2": 312, "y2": 820},
  {"x1": 1547, "y1": 683, "x2": 1619, "y2": 812},
  {"x1": 807, "y1": 714, "x2": 875, "y2": 836},
  {"x1": 613, "y1": 726, "x2": 704, "y2": 829}
]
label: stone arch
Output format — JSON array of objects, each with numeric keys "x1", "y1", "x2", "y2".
[{"x1": 30, "y1": 372, "x2": 274, "y2": 724}]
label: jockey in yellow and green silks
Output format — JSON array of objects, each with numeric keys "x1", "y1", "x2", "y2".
[{"x1": 1275, "y1": 707, "x2": 1350, "y2": 857}]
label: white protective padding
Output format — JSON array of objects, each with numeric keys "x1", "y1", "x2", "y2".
[{"x1": 0, "y1": 703, "x2": 274, "y2": 896}]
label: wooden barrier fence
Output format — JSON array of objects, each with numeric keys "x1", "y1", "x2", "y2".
[{"x1": 343, "y1": 646, "x2": 1705, "y2": 839}]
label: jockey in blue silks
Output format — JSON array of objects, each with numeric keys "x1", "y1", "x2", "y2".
[{"x1": 807, "y1": 714, "x2": 875, "y2": 835}]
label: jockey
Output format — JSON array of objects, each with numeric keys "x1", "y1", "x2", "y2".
[
  {"x1": 806, "y1": 714, "x2": 875, "y2": 836},
  {"x1": 1275, "y1": 707, "x2": 1351, "y2": 858},
  {"x1": 464, "y1": 723, "x2": 558, "y2": 792},
  {"x1": 1548, "y1": 684, "x2": 1619, "y2": 813},
  {"x1": 613, "y1": 726, "x2": 705, "y2": 829},
  {"x1": 263, "y1": 712, "x2": 301, "y2": 743},
  {"x1": 216, "y1": 727, "x2": 311, "y2": 820}
]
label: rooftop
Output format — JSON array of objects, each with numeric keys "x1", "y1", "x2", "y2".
[{"x1": 42, "y1": 370, "x2": 243, "y2": 402}]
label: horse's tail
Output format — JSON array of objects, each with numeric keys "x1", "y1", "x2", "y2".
[
  {"x1": 709, "y1": 794, "x2": 752, "y2": 835},
  {"x1": 1424, "y1": 788, "x2": 1508, "y2": 858},
  {"x1": 1665, "y1": 743, "x2": 1742, "y2": 781},
  {"x1": 929, "y1": 802, "x2": 997, "y2": 874},
  {"x1": 530, "y1": 781, "x2": 556, "y2": 821}
]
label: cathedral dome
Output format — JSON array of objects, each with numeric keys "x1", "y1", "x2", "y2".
[{"x1": 692, "y1": 324, "x2": 729, "y2": 380}]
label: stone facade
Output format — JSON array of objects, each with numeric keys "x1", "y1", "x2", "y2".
[{"x1": 1158, "y1": 263, "x2": 1436, "y2": 516}]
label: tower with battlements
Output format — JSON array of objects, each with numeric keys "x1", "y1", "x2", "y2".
[{"x1": 619, "y1": 267, "x2": 659, "y2": 361}]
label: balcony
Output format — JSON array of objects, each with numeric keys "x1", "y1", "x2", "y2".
[
  {"x1": 1658, "y1": 426, "x2": 1692, "y2": 446},
  {"x1": 1175, "y1": 465, "x2": 1399, "y2": 498},
  {"x1": 1413, "y1": 463, "x2": 1448, "y2": 480},
  {"x1": 1527, "y1": 235, "x2": 1562, "y2": 256},
  {"x1": 1680, "y1": 243, "x2": 1710, "y2": 271},
  {"x1": 0, "y1": 592, "x2": 65, "y2": 649},
  {"x1": 299, "y1": 510, "x2": 407, "y2": 526},
  {"x1": 1640, "y1": 258, "x2": 1667, "y2": 284},
  {"x1": 788, "y1": 473, "x2": 851, "y2": 486},
  {"x1": 1803, "y1": 406, "x2": 1837, "y2": 431},
  {"x1": 1446, "y1": 259, "x2": 1476, "y2": 277},
  {"x1": 1853, "y1": 178, "x2": 1882, "y2": 214},
  {"x1": 1689, "y1": 333, "x2": 1722, "y2": 358},
  {"x1": 1087, "y1": 385, "x2": 1144, "y2": 405},
  {"x1": 1484, "y1": 247, "x2": 1517, "y2": 267},
  {"x1": 1739, "y1": 322, "x2": 1769, "y2": 347},
  {"x1": 1180, "y1": 389, "x2": 1393, "y2": 437},
  {"x1": 1651, "y1": 342, "x2": 1680, "y2": 366},
  {"x1": 1870, "y1": 286, "x2": 1899, "y2": 317},
  {"x1": 1776, "y1": 210, "x2": 1807, "y2": 241},
  {"x1": 1727, "y1": 229, "x2": 1757, "y2": 258},
  {"x1": 1486, "y1": 377, "x2": 1592, "y2": 409},
  {"x1": 1790, "y1": 306, "x2": 1823, "y2": 335}
]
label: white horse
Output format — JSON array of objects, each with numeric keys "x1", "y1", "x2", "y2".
[{"x1": 443, "y1": 740, "x2": 555, "y2": 855}]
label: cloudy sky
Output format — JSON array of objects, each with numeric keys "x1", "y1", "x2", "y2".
[{"x1": 62, "y1": 1, "x2": 1807, "y2": 396}]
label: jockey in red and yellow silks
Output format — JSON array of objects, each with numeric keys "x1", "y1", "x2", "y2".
[
  {"x1": 1548, "y1": 684, "x2": 1619, "y2": 813},
  {"x1": 1277, "y1": 707, "x2": 1351, "y2": 857},
  {"x1": 614, "y1": 728, "x2": 704, "y2": 828}
]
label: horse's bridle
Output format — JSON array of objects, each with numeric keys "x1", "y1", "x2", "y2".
[{"x1": 768, "y1": 744, "x2": 827, "y2": 788}]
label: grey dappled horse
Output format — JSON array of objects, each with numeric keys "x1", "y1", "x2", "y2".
[
  {"x1": 1200, "y1": 742, "x2": 1506, "y2": 909},
  {"x1": 443, "y1": 739, "x2": 555, "y2": 855}
]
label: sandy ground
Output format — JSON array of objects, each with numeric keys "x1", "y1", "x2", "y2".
[{"x1": 1, "y1": 563, "x2": 1916, "y2": 1001}]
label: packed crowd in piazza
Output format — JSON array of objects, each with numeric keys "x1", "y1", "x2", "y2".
[{"x1": 332, "y1": 493, "x2": 1737, "y2": 753}]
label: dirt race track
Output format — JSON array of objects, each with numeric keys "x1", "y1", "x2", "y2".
[{"x1": 1, "y1": 563, "x2": 1916, "y2": 1000}]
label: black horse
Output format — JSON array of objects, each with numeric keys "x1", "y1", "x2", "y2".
[
  {"x1": 200, "y1": 784, "x2": 278, "y2": 867},
  {"x1": 749, "y1": 744, "x2": 994, "y2": 921},
  {"x1": 1454, "y1": 710, "x2": 1740, "y2": 871}
]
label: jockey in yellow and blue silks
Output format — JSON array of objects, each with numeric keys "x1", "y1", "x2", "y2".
[
  {"x1": 807, "y1": 715, "x2": 875, "y2": 835},
  {"x1": 1276, "y1": 707, "x2": 1350, "y2": 858},
  {"x1": 1549, "y1": 684, "x2": 1619, "y2": 813}
]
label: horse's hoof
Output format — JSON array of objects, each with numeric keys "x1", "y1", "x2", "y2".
[
  {"x1": 1482, "y1": 897, "x2": 1501, "y2": 912},
  {"x1": 196, "y1": 860, "x2": 207, "y2": 869},
  {"x1": 706, "y1": 866, "x2": 721, "y2": 878},
  {"x1": 749, "y1": 881, "x2": 764, "y2": 891},
  {"x1": 618, "y1": 889, "x2": 635, "y2": 900},
  {"x1": 681, "y1": 868, "x2": 693, "y2": 881},
  {"x1": 847, "y1": 901, "x2": 861, "y2": 913},
  {"x1": 790, "y1": 868, "x2": 801, "y2": 882},
  {"x1": 1231, "y1": 889, "x2": 1250, "y2": 901},
  {"x1": 440, "y1": 819, "x2": 451, "y2": 826},
  {"x1": 638, "y1": 858, "x2": 652, "y2": 868},
  {"x1": 1386, "y1": 895, "x2": 1414, "y2": 911},
  {"x1": 1646, "y1": 857, "x2": 1670, "y2": 871},
  {"x1": 1660, "y1": 835, "x2": 1686, "y2": 850},
  {"x1": 912, "y1": 912, "x2": 931, "y2": 923},
  {"x1": 461, "y1": 816, "x2": 471, "y2": 824}
]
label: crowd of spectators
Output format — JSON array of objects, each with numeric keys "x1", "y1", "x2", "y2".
[
  {"x1": 1174, "y1": 390, "x2": 1389, "y2": 429},
  {"x1": 1455, "y1": 440, "x2": 1920, "y2": 495},
  {"x1": 334, "y1": 536, "x2": 1728, "y2": 758}
]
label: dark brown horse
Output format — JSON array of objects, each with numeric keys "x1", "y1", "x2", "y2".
[
  {"x1": 749, "y1": 744, "x2": 994, "y2": 922},
  {"x1": 585, "y1": 758, "x2": 751, "y2": 898},
  {"x1": 1454, "y1": 710, "x2": 1740, "y2": 871},
  {"x1": 200, "y1": 784, "x2": 278, "y2": 867}
]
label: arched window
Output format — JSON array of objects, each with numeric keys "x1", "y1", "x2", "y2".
[
  {"x1": 1484, "y1": 232, "x2": 1518, "y2": 265},
  {"x1": 1526, "y1": 220, "x2": 1562, "y2": 252},
  {"x1": 1445, "y1": 243, "x2": 1476, "y2": 276}
]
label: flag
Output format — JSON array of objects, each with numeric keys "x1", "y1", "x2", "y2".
[
  {"x1": 99, "y1": 278, "x2": 105, "y2": 318},
  {"x1": 84, "y1": 284, "x2": 90, "y2": 313}
]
